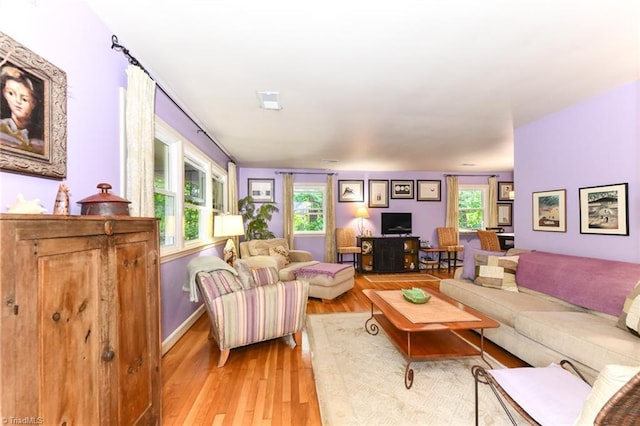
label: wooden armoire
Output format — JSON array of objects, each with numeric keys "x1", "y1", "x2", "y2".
[{"x1": 0, "y1": 214, "x2": 162, "y2": 425}]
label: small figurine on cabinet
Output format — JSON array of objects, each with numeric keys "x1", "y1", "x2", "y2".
[{"x1": 53, "y1": 183, "x2": 70, "y2": 215}]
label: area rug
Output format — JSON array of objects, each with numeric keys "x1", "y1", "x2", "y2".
[
  {"x1": 306, "y1": 312, "x2": 525, "y2": 425},
  {"x1": 363, "y1": 273, "x2": 440, "y2": 283}
]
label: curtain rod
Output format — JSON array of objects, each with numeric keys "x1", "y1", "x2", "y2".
[
  {"x1": 443, "y1": 173, "x2": 498, "y2": 177},
  {"x1": 275, "y1": 171, "x2": 336, "y2": 175},
  {"x1": 110, "y1": 35, "x2": 236, "y2": 164}
]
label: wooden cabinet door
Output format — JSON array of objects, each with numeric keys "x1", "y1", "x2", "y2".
[
  {"x1": 375, "y1": 238, "x2": 404, "y2": 272},
  {"x1": 9, "y1": 234, "x2": 108, "y2": 425},
  {"x1": 112, "y1": 229, "x2": 161, "y2": 425}
]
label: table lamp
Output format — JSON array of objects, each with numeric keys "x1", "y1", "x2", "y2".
[
  {"x1": 213, "y1": 214, "x2": 245, "y2": 265},
  {"x1": 355, "y1": 206, "x2": 369, "y2": 236}
]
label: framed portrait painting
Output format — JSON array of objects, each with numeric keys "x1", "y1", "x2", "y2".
[
  {"x1": 579, "y1": 183, "x2": 628, "y2": 235},
  {"x1": 0, "y1": 32, "x2": 67, "y2": 179},
  {"x1": 248, "y1": 178, "x2": 275, "y2": 203},
  {"x1": 532, "y1": 189, "x2": 566, "y2": 232},
  {"x1": 338, "y1": 180, "x2": 364, "y2": 202},
  {"x1": 390, "y1": 179, "x2": 414, "y2": 199},
  {"x1": 417, "y1": 180, "x2": 441, "y2": 201},
  {"x1": 368, "y1": 179, "x2": 389, "y2": 208}
]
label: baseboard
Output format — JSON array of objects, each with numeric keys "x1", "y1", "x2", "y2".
[{"x1": 161, "y1": 305, "x2": 206, "y2": 356}]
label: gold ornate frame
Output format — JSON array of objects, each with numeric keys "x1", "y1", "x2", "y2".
[{"x1": 0, "y1": 32, "x2": 67, "y2": 179}]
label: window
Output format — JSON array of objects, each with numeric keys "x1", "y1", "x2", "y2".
[
  {"x1": 458, "y1": 184, "x2": 489, "y2": 231},
  {"x1": 293, "y1": 183, "x2": 326, "y2": 234},
  {"x1": 154, "y1": 118, "x2": 228, "y2": 256},
  {"x1": 153, "y1": 137, "x2": 177, "y2": 247}
]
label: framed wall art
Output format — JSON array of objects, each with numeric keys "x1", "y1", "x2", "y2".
[
  {"x1": 532, "y1": 189, "x2": 566, "y2": 232},
  {"x1": 248, "y1": 178, "x2": 275, "y2": 203},
  {"x1": 579, "y1": 182, "x2": 628, "y2": 235},
  {"x1": 368, "y1": 179, "x2": 389, "y2": 208},
  {"x1": 390, "y1": 179, "x2": 414, "y2": 199},
  {"x1": 497, "y1": 203, "x2": 512, "y2": 227},
  {"x1": 0, "y1": 32, "x2": 67, "y2": 179},
  {"x1": 498, "y1": 181, "x2": 514, "y2": 201},
  {"x1": 338, "y1": 180, "x2": 364, "y2": 202},
  {"x1": 417, "y1": 180, "x2": 441, "y2": 201}
]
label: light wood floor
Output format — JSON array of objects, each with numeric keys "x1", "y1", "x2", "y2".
[{"x1": 161, "y1": 269, "x2": 528, "y2": 425}]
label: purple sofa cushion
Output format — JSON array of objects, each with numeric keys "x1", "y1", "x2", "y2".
[{"x1": 516, "y1": 251, "x2": 640, "y2": 317}]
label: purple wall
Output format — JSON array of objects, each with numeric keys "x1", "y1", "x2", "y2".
[
  {"x1": 0, "y1": 1, "x2": 127, "y2": 214},
  {"x1": 238, "y1": 168, "x2": 513, "y2": 261},
  {"x1": 514, "y1": 81, "x2": 639, "y2": 262}
]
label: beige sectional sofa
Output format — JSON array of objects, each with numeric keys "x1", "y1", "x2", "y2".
[{"x1": 440, "y1": 249, "x2": 640, "y2": 383}]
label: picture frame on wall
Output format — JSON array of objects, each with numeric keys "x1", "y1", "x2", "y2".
[
  {"x1": 579, "y1": 182, "x2": 629, "y2": 236},
  {"x1": 532, "y1": 189, "x2": 566, "y2": 232},
  {"x1": 248, "y1": 178, "x2": 275, "y2": 203},
  {"x1": 338, "y1": 180, "x2": 364, "y2": 202},
  {"x1": 416, "y1": 180, "x2": 441, "y2": 201},
  {"x1": 368, "y1": 179, "x2": 389, "y2": 208},
  {"x1": 390, "y1": 179, "x2": 414, "y2": 199},
  {"x1": 497, "y1": 203, "x2": 512, "y2": 227},
  {"x1": 0, "y1": 32, "x2": 68, "y2": 179},
  {"x1": 498, "y1": 181, "x2": 514, "y2": 201}
]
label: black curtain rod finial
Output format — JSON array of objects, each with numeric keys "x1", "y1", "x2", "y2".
[{"x1": 110, "y1": 34, "x2": 147, "y2": 73}]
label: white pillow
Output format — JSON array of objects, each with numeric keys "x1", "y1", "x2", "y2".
[{"x1": 573, "y1": 364, "x2": 640, "y2": 425}]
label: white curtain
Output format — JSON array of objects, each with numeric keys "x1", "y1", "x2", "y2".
[
  {"x1": 283, "y1": 173, "x2": 294, "y2": 249},
  {"x1": 445, "y1": 175, "x2": 459, "y2": 231},
  {"x1": 488, "y1": 176, "x2": 498, "y2": 228},
  {"x1": 125, "y1": 65, "x2": 156, "y2": 217},
  {"x1": 228, "y1": 161, "x2": 239, "y2": 246},
  {"x1": 324, "y1": 174, "x2": 336, "y2": 262}
]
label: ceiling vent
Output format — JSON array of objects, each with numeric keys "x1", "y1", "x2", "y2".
[{"x1": 256, "y1": 91, "x2": 282, "y2": 110}]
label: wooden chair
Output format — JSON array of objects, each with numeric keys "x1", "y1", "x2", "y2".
[
  {"x1": 336, "y1": 227, "x2": 360, "y2": 269},
  {"x1": 472, "y1": 360, "x2": 640, "y2": 426},
  {"x1": 436, "y1": 227, "x2": 464, "y2": 271},
  {"x1": 477, "y1": 229, "x2": 502, "y2": 252}
]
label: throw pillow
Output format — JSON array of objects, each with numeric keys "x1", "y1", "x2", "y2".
[
  {"x1": 196, "y1": 270, "x2": 243, "y2": 300},
  {"x1": 573, "y1": 364, "x2": 640, "y2": 425},
  {"x1": 616, "y1": 280, "x2": 640, "y2": 334},
  {"x1": 233, "y1": 259, "x2": 256, "y2": 290},
  {"x1": 269, "y1": 245, "x2": 291, "y2": 266},
  {"x1": 251, "y1": 266, "x2": 280, "y2": 287},
  {"x1": 474, "y1": 255, "x2": 519, "y2": 292},
  {"x1": 461, "y1": 248, "x2": 504, "y2": 280},
  {"x1": 625, "y1": 296, "x2": 640, "y2": 336}
]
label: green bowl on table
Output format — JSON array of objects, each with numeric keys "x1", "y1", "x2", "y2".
[{"x1": 402, "y1": 288, "x2": 431, "y2": 304}]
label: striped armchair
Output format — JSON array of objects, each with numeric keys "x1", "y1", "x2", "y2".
[{"x1": 191, "y1": 256, "x2": 309, "y2": 367}]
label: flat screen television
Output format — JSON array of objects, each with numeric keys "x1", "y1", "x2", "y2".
[{"x1": 381, "y1": 212, "x2": 412, "y2": 235}]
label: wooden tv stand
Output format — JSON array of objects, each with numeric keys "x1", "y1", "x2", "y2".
[{"x1": 357, "y1": 236, "x2": 419, "y2": 273}]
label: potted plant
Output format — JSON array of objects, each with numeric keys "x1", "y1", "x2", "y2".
[{"x1": 238, "y1": 195, "x2": 279, "y2": 240}]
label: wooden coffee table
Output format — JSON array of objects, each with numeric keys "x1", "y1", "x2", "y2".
[{"x1": 362, "y1": 288, "x2": 499, "y2": 389}]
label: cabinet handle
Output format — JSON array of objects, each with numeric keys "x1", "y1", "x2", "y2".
[
  {"x1": 102, "y1": 347, "x2": 115, "y2": 362},
  {"x1": 104, "y1": 221, "x2": 113, "y2": 235},
  {"x1": 52, "y1": 312, "x2": 61, "y2": 322}
]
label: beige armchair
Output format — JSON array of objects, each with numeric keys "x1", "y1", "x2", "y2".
[{"x1": 238, "y1": 238, "x2": 319, "y2": 281}]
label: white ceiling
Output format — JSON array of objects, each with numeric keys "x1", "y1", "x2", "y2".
[{"x1": 85, "y1": 0, "x2": 639, "y2": 172}]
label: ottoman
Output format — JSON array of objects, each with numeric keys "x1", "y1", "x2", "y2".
[{"x1": 294, "y1": 262, "x2": 355, "y2": 302}]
